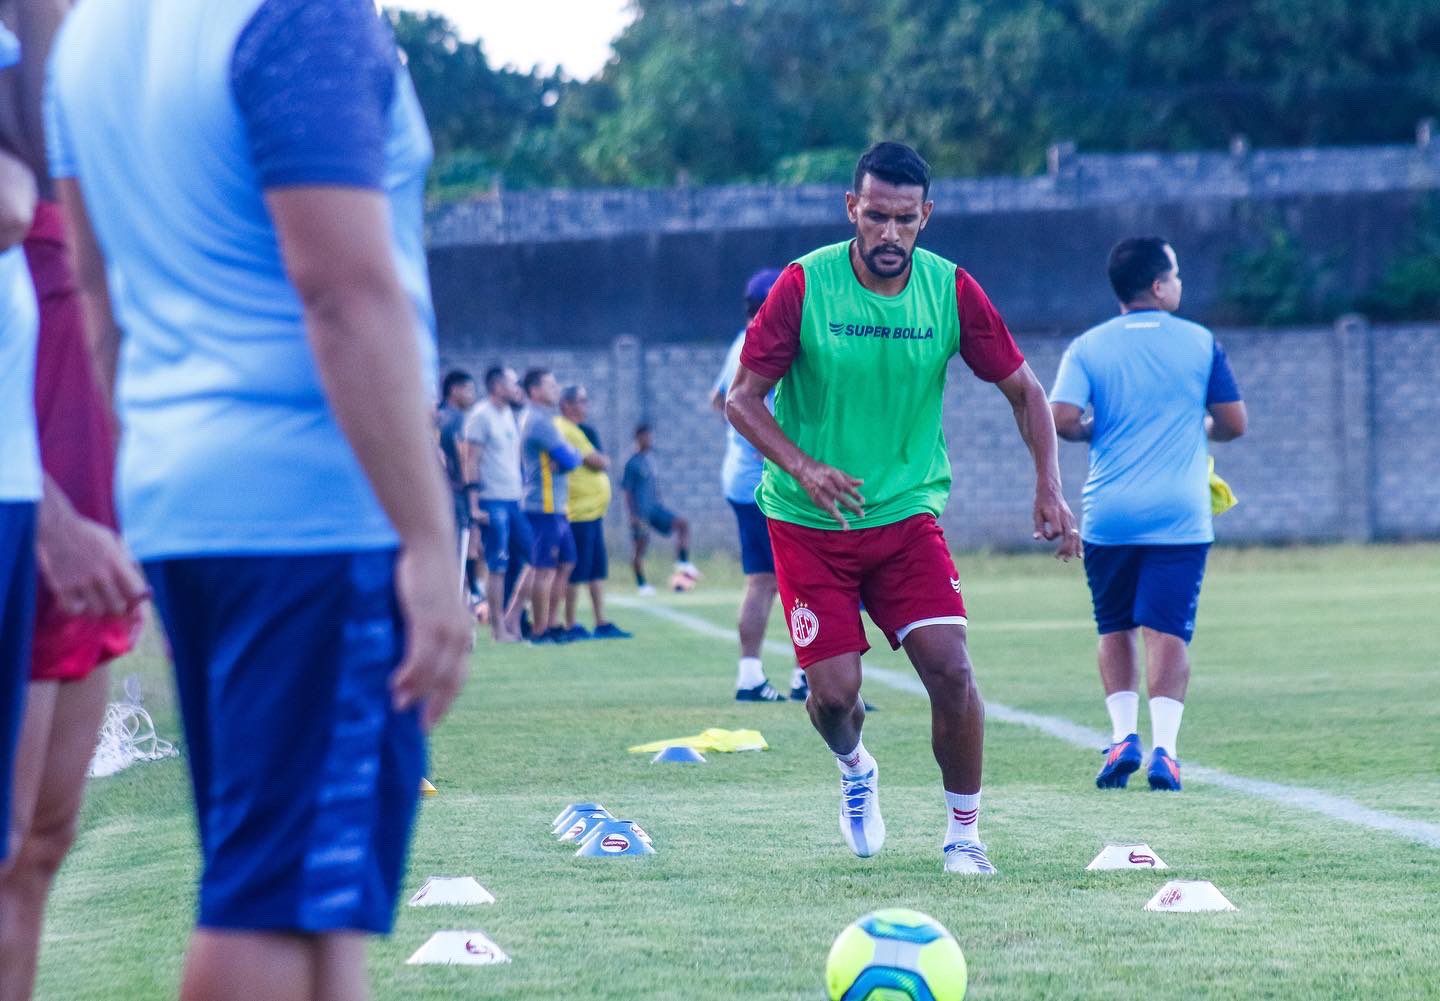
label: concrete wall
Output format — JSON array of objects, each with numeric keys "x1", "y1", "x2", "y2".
[
  {"x1": 427, "y1": 140, "x2": 1440, "y2": 349},
  {"x1": 442, "y1": 318, "x2": 1436, "y2": 557}
]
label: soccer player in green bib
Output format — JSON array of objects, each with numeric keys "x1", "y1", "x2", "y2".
[{"x1": 727, "y1": 142, "x2": 1081, "y2": 874}]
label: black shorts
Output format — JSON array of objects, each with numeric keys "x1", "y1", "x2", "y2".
[{"x1": 570, "y1": 518, "x2": 609, "y2": 584}]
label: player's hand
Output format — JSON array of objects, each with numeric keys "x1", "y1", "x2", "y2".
[
  {"x1": 798, "y1": 458, "x2": 865, "y2": 530},
  {"x1": 36, "y1": 510, "x2": 149, "y2": 618},
  {"x1": 1032, "y1": 484, "x2": 1082, "y2": 561},
  {"x1": 391, "y1": 539, "x2": 473, "y2": 731}
]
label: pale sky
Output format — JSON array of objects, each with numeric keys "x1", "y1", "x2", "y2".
[{"x1": 395, "y1": 2, "x2": 634, "y2": 79}]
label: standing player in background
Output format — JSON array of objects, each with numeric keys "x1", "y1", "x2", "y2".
[
  {"x1": 436, "y1": 368, "x2": 479, "y2": 598},
  {"x1": 465, "y1": 365, "x2": 533, "y2": 642},
  {"x1": 0, "y1": 8, "x2": 148, "y2": 998},
  {"x1": 727, "y1": 142, "x2": 1080, "y2": 874},
  {"x1": 47, "y1": 2, "x2": 472, "y2": 999},
  {"x1": 710, "y1": 267, "x2": 795, "y2": 703},
  {"x1": 556, "y1": 385, "x2": 632, "y2": 640},
  {"x1": 519, "y1": 368, "x2": 582, "y2": 644},
  {"x1": 1050, "y1": 237, "x2": 1246, "y2": 792},
  {"x1": 622, "y1": 425, "x2": 701, "y2": 595}
]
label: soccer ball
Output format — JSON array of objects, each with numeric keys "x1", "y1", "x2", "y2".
[
  {"x1": 826, "y1": 909, "x2": 967, "y2": 1001},
  {"x1": 668, "y1": 571, "x2": 696, "y2": 592}
]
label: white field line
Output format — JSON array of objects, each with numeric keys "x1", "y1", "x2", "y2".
[{"x1": 615, "y1": 598, "x2": 1440, "y2": 851}]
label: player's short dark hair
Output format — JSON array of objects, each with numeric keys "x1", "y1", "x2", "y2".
[
  {"x1": 1108, "y1": 237, "x2": 1174, "y2": 303},
  {"x1": 854, "y1": 141, "x2": 931, "y2": 199},
  {"x1": 561, "y1": 384, "x2": 586, "y2": 404},
  {"x1": 521, "y1": 367, "x2": 551, "y2": 395},
  {"x1": 441, "y1": 369, "x2": 473, "y2": 400},
  {"x1": 483, "y1": 366, "x2": 507, "y2": 392},
  {"x1": 634, "y1": 423, "x2": 652, "y2": 438}
]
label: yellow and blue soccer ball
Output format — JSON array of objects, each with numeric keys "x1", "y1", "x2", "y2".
[{"x1": 826, "y1": 908, "x2": 967, "y2": 1001}]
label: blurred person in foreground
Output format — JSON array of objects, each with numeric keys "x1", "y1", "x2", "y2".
[
  {"x1": 727, "y1": 141, "x2": 1080, "y2": 875},
  {"x1": 556, "y1": 385, "x2": 631, "y2": 640},
  {"x1": 710, "y1": 267, "x2": 795, "y2": 703},
  {"x1": 1050, "y1": 237, "x2": 1246, "y2": 792},
  {"x1": 46, "y1": 1, "x2": 471, "y2": 998},
  {"x1": 0, "y1": 7, "x2": 147, "y2": 1000}
]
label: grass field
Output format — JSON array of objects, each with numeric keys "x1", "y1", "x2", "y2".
[{"x1": 35, "y1": 544, "x2": 1440, "y2": 1000}]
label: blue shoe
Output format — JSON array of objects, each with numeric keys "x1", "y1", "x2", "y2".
[
  {"x1": 790, "y1": 676, "x2": 809, "y2": 701},
  {"x1": 545, "y1": 627, "x2": 571, "y2": 644},
  {"x1": 592, "y1": 622, "x2": 633, "y2": 639},
  {"x1": 1147, "y1": 747, "x2": 1183, "y2": 791},
  {"x1": 564, "y1": 625, "x2": 592, "y2": 642},
  {"x1": 1096, "y1": 733, "x2": 1142, "y2": 789},
  {"x1": 735, "y1": 681, "x2": 785, "y2": 702}
]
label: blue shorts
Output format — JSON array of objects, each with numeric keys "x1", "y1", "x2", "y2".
[
  {"x1": 145, "y1": 550, "x2": 424, "y2": 933},
  {"x1": 634, "y1": 505, "x2": 676, "y2": 538},
  {"x1": 728, "y1": 500, "x2": 774, "y2": 575},
  {"x1": 0, "y1": 502, "x2": 37, "y2": 864},
  {"x1": 478, "y1": 499, "x2": 534, "y2": 574},
  {"x1": 1083, "y1": 542, "x2": 1210, "y2": 643},
  {"x1": 527, "y1": 512, "x2": 577, "y2": 570},
  {"x1": 570, "y1": 518, "x2": 608, "y2": 584}
]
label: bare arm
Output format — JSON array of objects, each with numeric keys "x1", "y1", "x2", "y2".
[
  {"x1": 582, "y1": 451, "x2": 608, "y2": 471},
  {"x1": 725, "y1": 363, "x2": 865, "y2": 529},
  {"x1": 1206, "y1": 401, "x2": 1247, "y2": 442},
  {"x1": 1050, "y1": 402, "x2": 1092, "y2": 442},
  {"x1": 995, "y1": 363, "x2": 1081, "y2": 560},
  {"x1": 267, "y1": 185, "x2": 470, "y2": 729},
  {"x1": 36, "y1": 473, "x2": 148, "y2": 618},
  {"x1": 0, "y1": 145, "x2": 35, "y2": 248}
]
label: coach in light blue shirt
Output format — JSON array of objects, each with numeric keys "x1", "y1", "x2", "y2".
[
  {"x1": 1050, "y1": 237, "x2": 1246, "y2": 795},
  {"x1": 47, "y1": 2, "x2": 471, "y2": 996}
]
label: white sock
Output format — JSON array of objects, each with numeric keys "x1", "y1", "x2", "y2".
[
  {"x1": 1149, "y1": 697, "x2": 1185, "y2": 758},
  {"x1": 944, "y1": 790, "x2": 981, "y2": 845},
  {"x1": 736, "y1": 656, "x2": 766, "y2": 689},
  {"x1": 1105, "y1": 691, "x2": 1140, "y2": 743},
  {"x1": 835, "y1": 739, "x2": 876, "y2": 778},
  {"x1": 790, "y1": 666, "x2": 806, "y2": 690}
]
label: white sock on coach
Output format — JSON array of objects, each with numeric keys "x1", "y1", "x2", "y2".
[
  {"x1": 835, "y1": 739, "x2": 876, "y2": 778},
  {"x1": 1149, "y1": 697, "x2": 1185, "y2": 757},
  {"x1": 736, "y1": 656, "x2": 766, "y2": 689},
  {"x1": 944, "y1": 790, "x2": 981, "y2": 845},
  {"x1": 1105, "y1": 690, "x2": 1140, "y2": 743}
]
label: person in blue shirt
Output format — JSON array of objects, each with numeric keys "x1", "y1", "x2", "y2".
[
  {"x1": 47, "y1": 2, "x2": 472, "y2": 998},
  {"x1": 710, "y1": 267, "x2": 798, "y2": 703},
  {"x1": 1050, "y1": 237, "x2": 1247, "y2": 793}
]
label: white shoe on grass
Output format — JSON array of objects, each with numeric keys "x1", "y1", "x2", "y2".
[
  {"x1": 637, "y1": 584, "x2": 657, "y2": 597},
  {"x1": 675, "y1": 561, "x2": 702, "y2": 579},
  {"x1": 838, "y1": 765, "x2": 885, "y2": 858},
  {"x1": 943, "y1": 839, "x2": 997, "y2": 875}
]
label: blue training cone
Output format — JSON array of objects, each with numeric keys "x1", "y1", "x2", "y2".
[
  {"x1": 552, "y1": 802, "x2": 606, "y2": 835},
  {"x1": 579, "y1": 818, "x2": 654, "y2": 849},
  {"x1": 558, "y1": 810, "x2": 614, "y2": 844},
  {"x1": 575, "y1": 824, "x2": 656, "y2": 857},
  {"x1": 652, "y1": 745, "x2": 706, "y2": 764}
]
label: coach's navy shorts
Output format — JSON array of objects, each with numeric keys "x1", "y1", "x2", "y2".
[
  {"x1": 639, "y1": 505, "x2": 676, "y2": 537},
  {"x1": 145, "y1": 549, "x2": 424, "y2": 933},
  {"x1": 570, "y1": 518, "x2": 608, "y2": 584},
  {"x1": 1083, "y1": 542, "x2": 1210, "y2": 643},
  {"x1": 527, "y1": 512, "x2": 577, "y2": 569},
  {"x1": 0, "y1": 502, "x2": 37, "y2": 864},
  {"x1": 728, "y1": 500, "x2": 774, "y2": 575},
  {"x1": 478, "y1": 499, "x2": 533, "y2": 574}
]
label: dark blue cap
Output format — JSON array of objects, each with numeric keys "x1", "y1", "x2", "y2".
[{"x1": 744, "y1": 268, "x2": 783, "y2": 307}]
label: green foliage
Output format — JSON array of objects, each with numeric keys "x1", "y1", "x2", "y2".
[
  {"x1": 1358, "y1": 196, "x2": 1440, "y2": 320},
  {"x1": 1218, "y1": 225, "x2": 1323, "y2": 326}
]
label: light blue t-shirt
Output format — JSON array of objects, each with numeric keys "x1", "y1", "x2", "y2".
[
  {"x1": 1050, "y1": 310, "x2": 1242, "y2": 546},
  {"x1": 713, "y1": 329, "x2": 773, "y2": 505},
  {"x1": 0, "y1": 247, "x2": 41, "y2": 502},
  {"x1": 45, "y1": 0, "x2": 436, "y2": 560}
]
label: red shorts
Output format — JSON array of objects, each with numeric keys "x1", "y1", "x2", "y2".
[
  {"x1": 25, "y1": 201, "x2": 139, "y2": 682},
  {"x1": 768, "y1": 513, "x2": 967, "y2": 668}
]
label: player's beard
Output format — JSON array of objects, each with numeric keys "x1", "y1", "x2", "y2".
[{"x1": 857, "y1": 236, "x2": 911, "y2": 279}]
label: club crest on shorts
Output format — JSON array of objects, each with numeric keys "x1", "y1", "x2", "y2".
[{"x1": 790, "y1": 599, "x2": 820, "y2": 647}]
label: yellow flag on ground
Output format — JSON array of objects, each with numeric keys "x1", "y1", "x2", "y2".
[
  {"x1": 628, "y1": 728, "x2": 769, "y2": 754},
  {"x1": 1209, "y1": 456, "x2": 1238, "y2": 516}
]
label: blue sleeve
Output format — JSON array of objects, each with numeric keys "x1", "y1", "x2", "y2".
[
  {"x1": 1206, "y1": 341, "x2": 1242, "y2": 405},
  {"x1": 533, "y1": 416, "x2": 580, "y2": 472},
  {"x1": 230, "y1": 0, "x2": 397, "y2": 190},
  {"x1": 550, "y1": 445, "x2": 581, "y2": 473},
  {"x1": 1049, "y1": 341, "x2": 1091, "y2": 408},
  {"x1": 44, "y1": 53, "x2": 77, "y2": 180}
]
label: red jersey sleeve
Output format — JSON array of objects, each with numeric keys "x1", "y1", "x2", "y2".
[
  {"x1": 739, "y1": 263, "x2": 806, "y2": 381},
  {"x1": 956, "y1": 268, "x2": 1025, "y2": 383}
]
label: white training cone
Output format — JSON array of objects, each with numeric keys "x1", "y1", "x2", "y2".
[
  {"x1": 408, "y1": 876, "x2": 497, "y2": 907},
  {"x1": 1086, "y1": 843, "x2": 1169, "y2": 871},
  {"x1": 1144, "y1": 879, "x2": 1237, "y2": 912},
  {"x1": 406, "y1": 930, "x2": 511, "y2": 966}
]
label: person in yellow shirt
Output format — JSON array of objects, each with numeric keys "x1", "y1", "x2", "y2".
[{"x1": 555, "y1": 386, "x2": 632, "y2": 640}]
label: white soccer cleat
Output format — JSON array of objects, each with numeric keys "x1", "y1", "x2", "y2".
[
  {"x1": 838, "y1": 766, "x2": 885, "y2": 858},
  {"x1": 636, "y1": 584, "x2": 657, "y2": 597},
  {"x1": 675, "y1": 560, "x2": 702, "y2": 579},
  {"x1": 943, "y1": 839, "x2": 998, "y2": 875}
]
